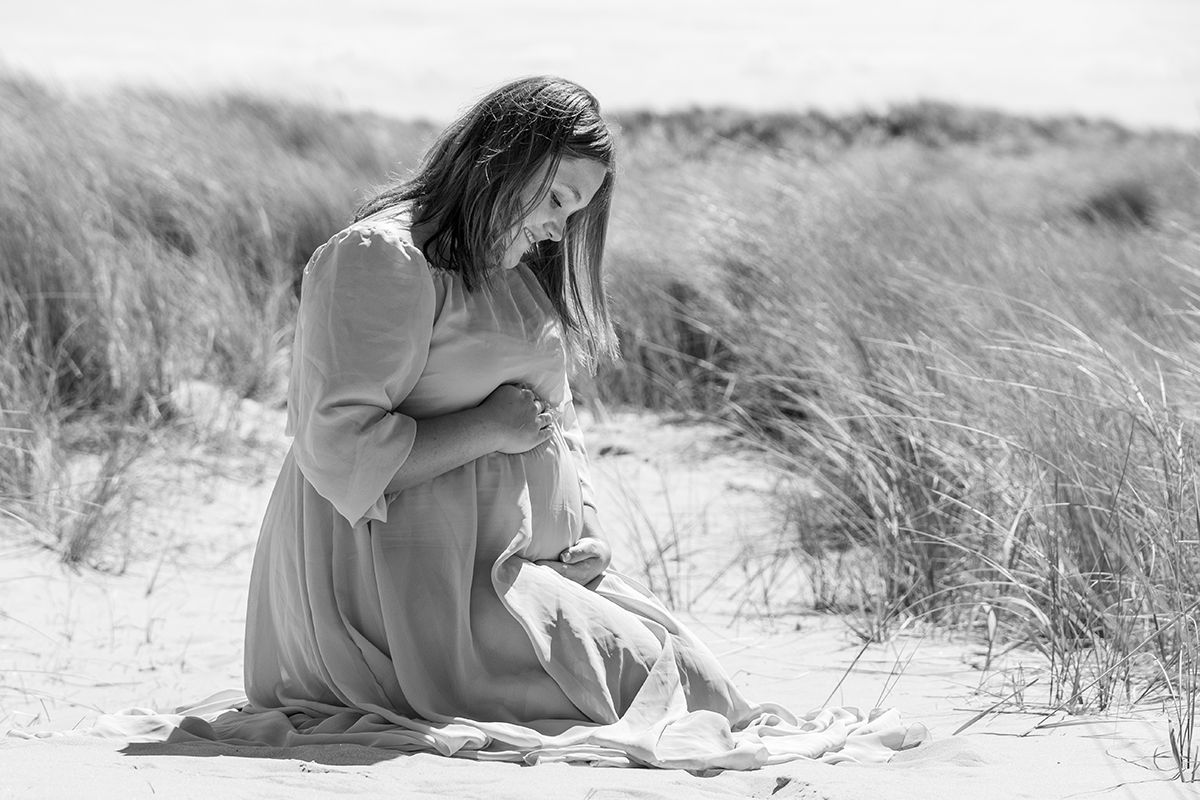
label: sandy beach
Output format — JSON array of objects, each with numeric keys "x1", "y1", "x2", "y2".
[{"x1": 1, "y1": 387, "x2": 1190, "y2": 798}]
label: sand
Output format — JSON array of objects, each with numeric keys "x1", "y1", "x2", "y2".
[{"x1": 0, "y1": 383, "x2": 1192, "y2": 798}]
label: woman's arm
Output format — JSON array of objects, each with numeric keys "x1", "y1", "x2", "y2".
[
  {"x1": 385, "y1": 384, "x2": 552, "y2": 494},
  {"x1": 290, "y1": 225, "x2": 548, "y2": 525}
]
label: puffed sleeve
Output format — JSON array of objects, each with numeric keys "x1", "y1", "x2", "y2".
[
  {"x1": 285, "y1": 223, "x2": 437, "y2": 527},
  {"x1": 558, "y1": 379, "x2": 598, "y2": 511}
]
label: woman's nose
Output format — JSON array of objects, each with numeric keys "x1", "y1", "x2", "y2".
[{"x1": 545, "y1": 220, "x2": 563, "y2": 242}]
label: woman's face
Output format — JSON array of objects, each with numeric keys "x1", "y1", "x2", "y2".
[{"x1": 500, "y1": 156, "x2": 608, "y2": 270}]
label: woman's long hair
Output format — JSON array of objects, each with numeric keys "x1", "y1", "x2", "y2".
[{"x1": 357, "y1": 76, "x2": 618, "y2": 365}]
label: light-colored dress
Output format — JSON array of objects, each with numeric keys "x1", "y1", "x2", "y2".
[{"x1": 179, "y1": 211, "x2": 921, "y2": 768}]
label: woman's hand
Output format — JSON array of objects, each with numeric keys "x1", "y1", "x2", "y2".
[
  {"x1": 536, "y1": 506, "x2": 611, "y2": 585},
  {"x1": 535, "y1": 536, "x2": 611, "y2": 586},
  {"x1": 479, "y1": 384, "x2": 553, "y2": 454}
]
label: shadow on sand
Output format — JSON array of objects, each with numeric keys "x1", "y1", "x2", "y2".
[{"x1": 120, "y1": 715, "x2": 404, "y2": 766}]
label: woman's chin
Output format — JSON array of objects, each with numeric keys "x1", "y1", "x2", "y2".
[{"x1": 499, "y1": 249, "x2": 527, "y2": 271}]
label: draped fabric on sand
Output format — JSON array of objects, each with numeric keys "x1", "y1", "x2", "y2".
[{"x1": 33, "y1": 212, "x2": 924, "y2": 768}]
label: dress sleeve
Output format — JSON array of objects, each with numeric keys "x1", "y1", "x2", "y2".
[
  {"x1": 559, "y1": 379, "x2": 598, "y2": 511},
  {"x1": 285, "y1": 223, "x2": 437, "y2": 527}
]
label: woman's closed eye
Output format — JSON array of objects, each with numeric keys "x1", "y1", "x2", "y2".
[{"x1": 550, "y1": 192, "x2": 562, "y2": 209}]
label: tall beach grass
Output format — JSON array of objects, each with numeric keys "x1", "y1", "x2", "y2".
[
  {"x1": 0, "y1": 74, "x2": 432, "y2": 561},
  {"x1": 602, "y1": 122, "x2": 1200, "y2": 717}
]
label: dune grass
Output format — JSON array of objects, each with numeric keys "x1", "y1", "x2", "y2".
[
  {"x1": 602, "y1": 127, "x2": 1200, "y2": 720},
  {"x1": 0, "y1": 75, "x2": 432, "y2": 562},
  {"x1": 2, "y1": 74, "x2": 1199, "y2": 742}
]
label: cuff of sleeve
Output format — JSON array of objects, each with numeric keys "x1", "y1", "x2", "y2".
[
  {"x1": 360, "y1": 494, "x2": 391, "y2": 526},
  {"x1": 295, "y1": 411, "x2": 417, "y2": 529}
]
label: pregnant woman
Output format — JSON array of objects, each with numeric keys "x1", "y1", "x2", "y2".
[{"x1": 225, "y1": 76, "x2": 919, "y2": 768}]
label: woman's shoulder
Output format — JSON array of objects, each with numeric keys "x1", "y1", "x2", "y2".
[
  {"x1": 294, "y1": 207, "x2": 455, "y2": 327},
  {"x1": 325, "y1": 207, "x2": 422, "y2": 261},
  {"x1": 303, "y1": 206, "x2": 440, "y2": 286}
]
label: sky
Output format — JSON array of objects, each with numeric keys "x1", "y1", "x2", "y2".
[{"x1": 1, "y1": 0, "x2": 1197, "y2": 130}]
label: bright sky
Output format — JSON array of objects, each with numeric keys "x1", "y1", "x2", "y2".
[{"x1": 1, "y1": 0, "x2": 1197, "y2": 130}]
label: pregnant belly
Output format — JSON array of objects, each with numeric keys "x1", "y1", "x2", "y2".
[
  {"x1": 408, "y1": 428, "x2": 585, "y2": 567},
  {"x1": 514, "y1": 427, "x2": 584, "y2": 562}
]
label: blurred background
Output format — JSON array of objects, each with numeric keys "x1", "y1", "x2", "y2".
[{"x1": 2, "y1": 0, "x2": 1198, "y2": 129}]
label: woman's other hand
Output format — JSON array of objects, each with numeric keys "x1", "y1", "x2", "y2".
[
  {"x1": 480, "y1": 384, "x2": 553, "y2": 454},
  {"x1": 535, "y1": 535, "x2": 611, "y2": 586},
  {"x1": 536, "y1": 505, "x2": 611, "y2": 585}
]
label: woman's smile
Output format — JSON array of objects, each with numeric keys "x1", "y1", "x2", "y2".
[{"x1": 501, "y1": 156, "x2": 609, "y2": 269}]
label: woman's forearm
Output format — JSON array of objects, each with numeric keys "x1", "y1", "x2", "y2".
[
  {"x1": 385, "y1": 408, "x2": 500, "y2": 494},
  {"x1": 386, "y1": 384, "x2": 550, "y2": 494}
]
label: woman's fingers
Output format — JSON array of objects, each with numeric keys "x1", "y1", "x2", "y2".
[
  {"x1": 519, "y1": 385, "x2": 551, "y2": 429},
  {"x1": 534, "y1": 555, "x2": 604, "y2": 585},
  {"x1": 533, "y1": 537, "x2": 611, "y2": 585},
  {"x1": 484, "y1": 384, "x2": 554, "y2": 454},
  {"x1": 561, "y1": 537, "x2": 611, "y2": 567},
  {"x1": 517, "y1": 384, "x2": 547, "y2": 414},
  {"x1": 514, "y1": 385, "x2": 552, "y2": 433}
]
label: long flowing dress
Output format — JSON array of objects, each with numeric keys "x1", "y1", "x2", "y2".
[{"x1": 143, "y1": 210, "x2": 921, "y2": 768}]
